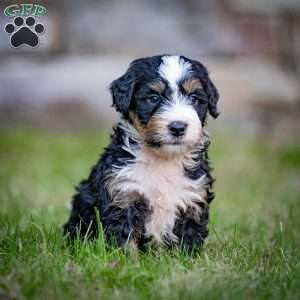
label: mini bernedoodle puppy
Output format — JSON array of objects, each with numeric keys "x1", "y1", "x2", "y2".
[{"x1": 64, "y1": 54, "x2": 219, "y2": 251}]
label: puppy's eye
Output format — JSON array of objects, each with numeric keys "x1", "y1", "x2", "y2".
[
  {"x1": 147, "y1": 95, "x2": 160, "y2": 104},
  {"x1": 190, "y1": 94, "x2": 206, "y2": 105}
]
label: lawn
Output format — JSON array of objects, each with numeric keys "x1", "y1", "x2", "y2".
[{"x1": 0, "y1": 128, "x2": 299, "y2": 300}]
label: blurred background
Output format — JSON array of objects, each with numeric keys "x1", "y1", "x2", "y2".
[{"x1": 0, "y1": 0, "x2": 299, "y2": 139}]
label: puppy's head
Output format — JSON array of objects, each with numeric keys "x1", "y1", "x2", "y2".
[{"x1": 110, "y1": 55, "x2": 219, "y2": 154}]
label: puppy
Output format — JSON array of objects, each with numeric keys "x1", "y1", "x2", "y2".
[{"x1": 64, "y1": 55, "x2": 219, "y2": 251}]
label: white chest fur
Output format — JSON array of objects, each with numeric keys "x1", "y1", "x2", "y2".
[{"x1": 107, "y1": 148, "x2": 208, "y2": 244}]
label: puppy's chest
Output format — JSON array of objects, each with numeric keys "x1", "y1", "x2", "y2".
[
  {"x1": 111, "y1": 151, "x2": 205, "y2": 243},
  {"x1": 133, "y1": 155, "x2": 186, "y2": 208}
]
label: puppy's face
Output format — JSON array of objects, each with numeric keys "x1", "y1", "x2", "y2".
[{"x1": 110, "y1": 55, "x2": 219, "y2": 154}]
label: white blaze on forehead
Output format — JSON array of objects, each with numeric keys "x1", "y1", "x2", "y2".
[
  {"x1": 162, "y1": 101, "x2": 198, "y2": 124},
  {"x1": 158, "y1": 55, "x2": 191, "y2": 90}
]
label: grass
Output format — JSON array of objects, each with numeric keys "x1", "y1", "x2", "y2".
[{"x1": 0, "y1": 128, "x2": 299, "y2": 300}]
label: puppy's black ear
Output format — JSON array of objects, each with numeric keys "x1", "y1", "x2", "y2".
[
  {"x1": 205, "y1": 78, "x2": 220, "y2": 119},
  {"x1": 110, "y1": 72, "x2": 135, "y2": 116},
  {"x1": 190, "y1": 58, "x2": 220, "y2": 119}
]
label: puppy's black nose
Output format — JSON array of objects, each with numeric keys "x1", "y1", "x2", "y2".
[{"x1": 168, "y1": 121, "x2": 187, "y2": 137}]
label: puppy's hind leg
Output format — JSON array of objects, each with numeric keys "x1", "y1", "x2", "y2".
[{"x1": 63, "y1": 181, "x2": 100, "y2": 239}]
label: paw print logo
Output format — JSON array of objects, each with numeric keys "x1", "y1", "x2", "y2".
[{"x1": 4, "y1": 16, "x2": 45, "y2": 48}]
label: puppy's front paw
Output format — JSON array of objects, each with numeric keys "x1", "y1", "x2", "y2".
[{"x1": 102, "y1": 194, "x2": 150, "y2": 248}]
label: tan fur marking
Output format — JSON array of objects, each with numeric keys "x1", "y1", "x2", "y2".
[
  {"x1": 129, "y1": 112, "x2": 163, "y2": 150},
  {"x1": 129, "y1": 112, "x2": 147, "y2": 138},
  {"x1": 182, "y1": 78, "x2": 203, "y2": 94},
  {"x1": 148, "y1": 80, "x2": 166, "y2": 94}
]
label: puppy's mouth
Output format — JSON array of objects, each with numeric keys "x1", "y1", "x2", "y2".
[{"x1": 145, "y1": 136, "x2": 185, "y2": 148}]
